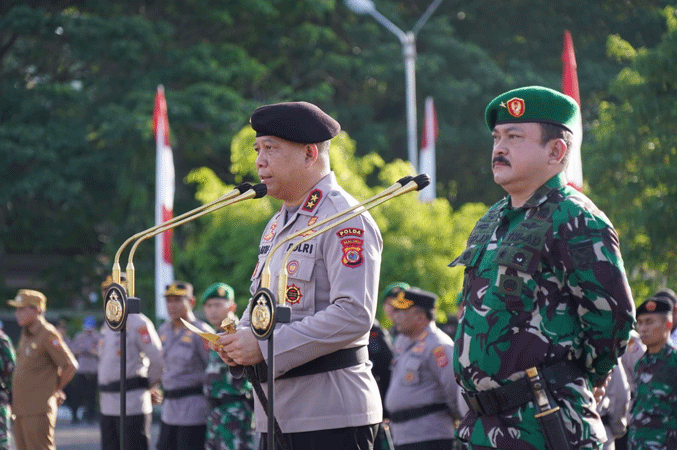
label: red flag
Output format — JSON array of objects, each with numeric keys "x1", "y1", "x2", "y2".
[
  {"x1": 153, "y1": 85, "x2": 174, "y2": 320},
  {"x1": 418, "y1": 97, "x2": 438, "y2": 202},
  {"x1": 561, "y1": 30, "x2": 583, "y2": 190}
]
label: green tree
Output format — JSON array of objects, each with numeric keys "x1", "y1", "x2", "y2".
[{"x1": 586, "y1": 6, "x2": 677, "y2": 300}]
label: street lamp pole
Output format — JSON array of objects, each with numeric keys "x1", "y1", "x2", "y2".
[{"x1": 346, "y1": 0, "x2": 444, "y2": 173}]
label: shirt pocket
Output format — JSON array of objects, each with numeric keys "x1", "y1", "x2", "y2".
[
  {"x1": 402, "y1": 357, "x2": 423, "y2": 385},
  {"x1": 282, "y1": 257, "x2": 316, "y2": 315},
  {"x1": 490, "y1": 243, "x2": 540, "y2": 312}
]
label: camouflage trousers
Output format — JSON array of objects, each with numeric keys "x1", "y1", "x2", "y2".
[
  {"x1": 206, "y1": 401, "x2": 254, "y2": 450},
  {"x1": 0, "y1": 404, "x2": 9, "y2": 450}
]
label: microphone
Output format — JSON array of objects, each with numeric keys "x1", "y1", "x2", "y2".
[
  {"x1": 259, "y1": 176, "x2": 414, "y2": 290},
  {"x1": 119, "y1": 183, "x2": 266, "y2": 296},
  {"x1": 273, "y1": 174, "x2": 430, "y2": 304},
  {"x1": 111, "y1": 182, "x2": 253, "y2": 287}
]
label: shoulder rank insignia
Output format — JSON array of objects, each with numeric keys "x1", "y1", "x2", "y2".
[{"x1": 302, "y1": 189, "x2": 322, "y2": 212}]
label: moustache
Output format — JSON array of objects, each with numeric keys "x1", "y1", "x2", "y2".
[{"x1": 492, "y1": 156, "x2": 510, "y2": 166}]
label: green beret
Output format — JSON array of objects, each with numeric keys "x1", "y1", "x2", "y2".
[
  {"x1": 200, "y1": 282, "x2": 234, "y2": 306},
  {"x1": 390, "y1": 287, "x2": 437, "y2": 311},
  {"x1": 250, "y1": 101, "x2": 341, "y2": 143},
  {"x1": 380, "y1": 281, "x2": 410, "y2": 304},
  {"x1": 485, "y1": 86, "x2": 580, "y2": 133},
  {"x1": 636, "y1": 296, "x2": 673, "y2": 317}
]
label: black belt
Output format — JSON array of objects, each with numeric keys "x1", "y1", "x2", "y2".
[
  {"x1": 207, "y1": 393, "x2": 249, "y2": 409},
  {"x1": 99, "y1": 376, "x2": 150, "y2": 393},
  {"x1": 462, "y1": 361, "x2": 584, "y2": 416},
  {"x1": 250, "y1": 346, "x2": 368, "y2": 383},
  {"x1": 164, "y1": 385, "x2": 204, "y2": 399},
  {"x1": 389, "y1": 403, "x2": 448, "y2": 423}
]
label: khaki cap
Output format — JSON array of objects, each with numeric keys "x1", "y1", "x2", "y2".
[{"x1": 8, "y1": 289, "x2": 47, "y2": 311}]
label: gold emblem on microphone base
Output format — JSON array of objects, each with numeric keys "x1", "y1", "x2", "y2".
[
  {"x1": 252, "y1": 296, "x2": 271, "y2": 330},
  {"x1": 106, "y1": 292, "x2": 123, "y2": 323}
]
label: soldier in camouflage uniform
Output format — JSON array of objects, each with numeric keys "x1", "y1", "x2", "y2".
[
  {"x1": 450, "y1": 86, "x2": 635, "y2": 449},
  {"x1": 201, "y1": 283, "x2": 254, "y2": 450},
  {"x1": 0, "y1": 328, "x2": 15, "y2": 450},
  {"x1": 628, "y1": 296, "x2": 677, "y2": 450}
]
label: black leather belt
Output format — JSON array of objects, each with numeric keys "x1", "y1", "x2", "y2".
[
  {"x1": 207, "y1": 393, "x2": 249, "y2": 409},
  {"x1": 99, "y1": 376, "x2": 150, "y2": 393},
  {"x1": 389, "y1": 402, "x2": 448, "y2": 423},
  {"x1": 164, "y1": 385, "x2": 204, "y2": 399},
  {"x1": 250, "y1": 346, "x2": 368, "y2": 383},
  {"x1": 462, "y1": 361, "x2": 584, "y2": 416}
]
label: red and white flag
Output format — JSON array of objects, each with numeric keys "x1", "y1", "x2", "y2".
[
  {"x1": 418, "y1": 97, "x2": 438, "y2": 202},
  {"x1": 153, "y1": 85, "x2": 174, "y2": 321},
  {"x1": 562, "y1": 30, "x2": 583, "y2": 190}
]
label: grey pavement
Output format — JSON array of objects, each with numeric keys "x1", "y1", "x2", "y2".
[{"x1": 10, "y1": 407, "x2": 161, "y2": 450}]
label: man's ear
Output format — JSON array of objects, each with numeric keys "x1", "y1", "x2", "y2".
[
  {"x1": 548, "y1": 139, "x2": 567, "y2": 165},
  {"x1": 305, "y1": 143, "x2": 319, "y2": 166}
]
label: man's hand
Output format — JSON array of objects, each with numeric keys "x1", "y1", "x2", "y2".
[
  {"x1": 150, "y1": 387, "x2": 163, "y2": 404},
  {"x1": 212, "y1": 329, "x2": 264, "y2": 366},
  {"x1": 54, "y1": 389, "x2": 66, "y2": 406},
  {"x1": 593, "y1": 373, "x2": 612, "y2": 404}
]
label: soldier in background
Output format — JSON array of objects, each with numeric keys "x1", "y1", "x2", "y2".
[
  {"x1": 384, "y1": 287, "x2": 462, "y2": 450},
  {"x1": 201, "y1": 282, "x2": 254, "y2": 450},
  {"x1": 380, "y1": 282, "x2": 410, "y2": 339},
  {"x1": 8, "y1": 289, "x2": 78, "y2": 450},
  {"x1": 628, "y1": 296, "x2": 677, "y2": 449},
  {"x1": 71, "y1": 315, "x2": 102, "y2": 423},
  {"x1": 157, "y1": 281, "x2": 212, "y2": 450},
  {"x1": 0, "y1": 328, "x2": 15, "y2": 450},
  {"x1": 98, "y1": 274, "x2": 164, "y2": 450}
]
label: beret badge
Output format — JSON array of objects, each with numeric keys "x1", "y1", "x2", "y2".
[{"x1": 505, "y1": 97, "x2": 526, "y2": 118}]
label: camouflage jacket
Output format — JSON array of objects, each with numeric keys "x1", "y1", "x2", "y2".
[
  {"x1": 450, "y1": 173, "x2": 635, "y2": 449},
  {"x1": 204, "y1": 350, "x2": 252, "y2": 401},
  {"x1": 629, "y1": 342, "x2": 677, "y2": 450},
  {"x1": 0, "y1": 331, "x2": 14, "y2": 405}
]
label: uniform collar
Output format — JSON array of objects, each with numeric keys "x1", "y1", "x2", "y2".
[
  {"x1": 297, "y1": 172, "x2": 336, "y2": 216},
  {"x1": 26, "y1": 315, "x2": 46, "y2": 336},
  {"x1": 505, "y1": 172, "x2": 567, "y2": 211}
]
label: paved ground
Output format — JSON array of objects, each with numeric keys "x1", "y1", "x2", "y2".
[{"x1": 9, "y1": 407, "x2": 161, "y2": 450}]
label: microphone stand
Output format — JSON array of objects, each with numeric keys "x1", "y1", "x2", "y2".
[
  {"x1": 249, "y1": 174, "x2": 430, "y2": 450},
  {"x1": 103, "y1": 183, "x2": 266, "y2": 450}
]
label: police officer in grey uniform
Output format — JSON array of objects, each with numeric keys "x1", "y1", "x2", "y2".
[
  {"x1": 384, "y1": 287, "x2": 462, "y2": 450},
  {"x1": 98, "y1": 274, "x2": 164, "y2": 450},
  {"x1": 157, "y1": 281, "x2": 213, "y2": 450},
  {"x1": 596, "y1": 361, "x2": 630, "y2": 450},
  {"x1": 213, "y1": 102, "x2": 383, "y2": 450}
]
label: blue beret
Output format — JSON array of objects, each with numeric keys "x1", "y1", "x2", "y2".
[
  {"x1": 250, "y1": 101, "x2": 341, "y2": 143},
  {"x1": 485, "y1": 86, "x2": 580, "y2": 133}
]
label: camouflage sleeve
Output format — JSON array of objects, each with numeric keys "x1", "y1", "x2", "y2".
[
  {"x1": 0, "y1": 334, "x2": 15, "y2": 391},
  {"x1": 562, "y1": 211, "x2": 635, "y2": 386}
]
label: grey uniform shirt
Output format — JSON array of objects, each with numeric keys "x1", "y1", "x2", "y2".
[
  {"x1": 385, "y1": 322, "x2": 461, "y2": 446},
  {"x1": 241, "y1": 172, "x2": 384, "y2": 433},
  {"x1": 98, "y1": 313, "x2": 163, "y2": 416},
  {"x1": 158, "y1": 314, "x2": 212, "y2": 426},
  {"x1": 596, "y1": 361, "x2": 630, "y2": 450},
  {"x1": 72, "y1": 330, "x2": 102, "y2": 374}
]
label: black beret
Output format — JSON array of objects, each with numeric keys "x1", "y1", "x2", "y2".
[
  {"x1": 652, "y1": 289, "x2": 677, "y2": 306},
  {"x1": 637, "y1": 296, "x2": 673, "y2": 317},
  {"x1": 390, "y1": 287, "x2": 437, "y2": 311},
  {"x1": 250, "y1": 101, "x2": 341, "y2": 143}
]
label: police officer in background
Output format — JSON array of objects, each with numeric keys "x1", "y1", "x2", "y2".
[
  {"x1": 450, "y1": 86, "x2": 635, "y2": 449},
  {"x1": 384, "y1": 287, "x2": 462, "y2": 450},
  {"x1": 201, "y1": 282, "x2": 254, "y2": 450},
  {"x1": 98, "y1": 274, "x2": 163, "y2": 450},
  {"x1": 71, "y1": 315, "x2": 102, "y2": 423},
  {"x1": 8, "y1": 289, "x2": 78, "y2": 450},
  {"x1": 213, "y1": 101, "x2": 383, "y2": 450},
  {"x1": 596, "y1": 361, "x2": 630, "y2": 450},
  {"x1": 157, "y1": 281, "x2": 213, "y2": 450}
]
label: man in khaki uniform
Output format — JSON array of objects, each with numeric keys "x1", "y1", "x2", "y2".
[{"x1": 8, "y1": 289, "x2": 78, "y2": 450}]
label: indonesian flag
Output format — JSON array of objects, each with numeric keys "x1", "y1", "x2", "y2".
[
  {"x1": 562, "y1": 30, "x2": 583, "y2": 190},
  {"x1": 418, "y1": 97, "x2": 438, "y2": 202},
  {"x1": 153, "y1": 85, "x2": 174, "y2": 321}
]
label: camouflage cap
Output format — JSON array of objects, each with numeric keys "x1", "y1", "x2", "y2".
[
  {"x1": 7, "y1": 289, "x2": 47, "y2": 311},
  {"x1": 390, "y1": 287, "x2": 437, "y2": 311},
  {"x1": 164, "y1": 281, "x2": 194, "y2": 298},
  {"x1": 485, "y1": 86, "x2": 580, "y2": 133},
  {"x1": 199, "y1": 282, "x2": 234, "y2": 307}
]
